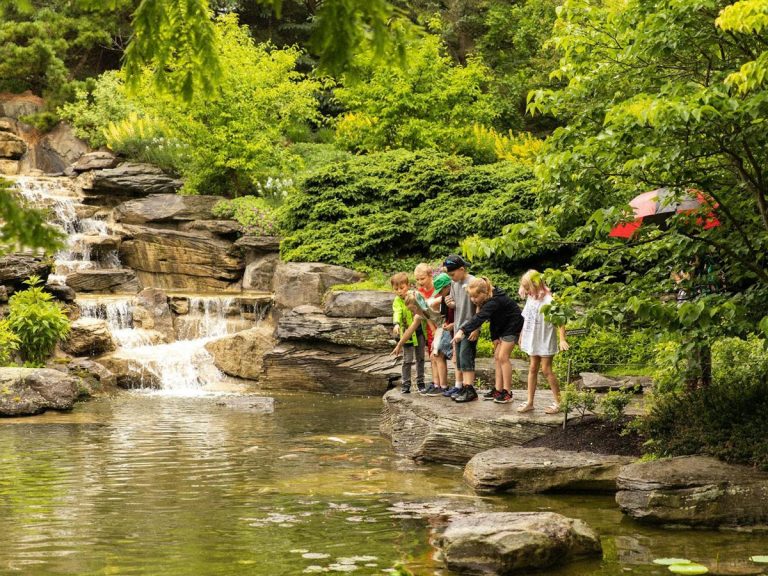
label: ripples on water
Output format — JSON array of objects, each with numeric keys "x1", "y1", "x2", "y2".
[{"x1": 1, "y1": 393, "x2": 768, "y2": 575}]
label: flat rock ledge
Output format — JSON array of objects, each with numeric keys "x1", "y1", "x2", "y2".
[
  {"x1": 0, "y1": 368, "x2": 83, "y2": 416},
  {"x1": 381, "y1": 389, "x2": 562, "y2": 464},
  {"x1": 464, "y1": 446, "x2": 635, "y2": 494},
  {"x1": 616, "y1": 455, "x2": 768, "y2": 528},
  {"x1": 437, "y1": 512, "x2": 602, "y2": 575}
]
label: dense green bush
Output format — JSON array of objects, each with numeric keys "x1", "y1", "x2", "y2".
[
  {"x1": 6, "y1": 276, "x2": 70, "y2": 366},
  {"x1": 280, "y1": 149, "x2": 536, "y2": 268},
  {"x1": 212, "y1": 196, "x2": 280, "y2": 237},
  {"x1": 554, "y1": 327, "x2": 656, "y2": 380},
  {"x1": 643, "y1": 336, "x2": 768, "y2": 470},
  {"x1": 0, "y1": 320, "x2": 20, "y2": 366}
]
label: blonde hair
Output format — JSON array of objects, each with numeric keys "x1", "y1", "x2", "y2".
[
  {"x1": 519, "y1": 269, "x2": 549, "y2": 299},
  {"x1": 468, "y1": 277, "x2": 494, "y2": 305},
  {"x1": 414, "y1": 263, "x2": 433, "y2": 277},
  {"x1": 390, "y1": 272, "x2": 409, "y2": 288}
]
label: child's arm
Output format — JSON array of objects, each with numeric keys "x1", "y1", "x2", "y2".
[
  {"x1": 391, "y1": 314, "x2": 424, "y2": 356},
  {"x1": 558, "y1": 325, "x2": 570, "y2": 351}
]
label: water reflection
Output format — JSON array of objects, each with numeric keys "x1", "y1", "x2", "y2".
[{"x1": 1, "y1": 393, "x2": 768, "y2": 575}]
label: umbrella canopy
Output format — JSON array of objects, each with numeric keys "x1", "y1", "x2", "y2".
[{"x1": 609, "y1": 187, "x2": 720, "y2": 239}]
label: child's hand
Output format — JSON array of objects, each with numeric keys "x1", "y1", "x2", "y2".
[
  {"x1": 468, "y1": 329, "x2": 480, "y2": 342},
  {"x1": 391, "y1": 326, "x2": 400, "y2": 338},
  {"x1": 452, "y1": 330, "x2": 465, "y2": 344},
  {"x1": 391, "y1": 342, "x2": 403, "y2": 356},
  {"x1": 443, "y1": 322, "x2": 454, "y2": 331},
  {"x1": 559, "y1": 339, "x2": 570, "y2": 352},
  {"x1": 445, "y1": 295, "x2": 455, "y2": 308}
]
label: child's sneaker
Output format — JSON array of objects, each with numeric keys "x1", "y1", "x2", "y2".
[
  {"x1": 442, "y1": 386, "x2": 460, "y2": 398},
  {"x1": 494, "y1": 390, "x2": 513, "y2": 404},
  {"x1": 482, "y1": 388, "x2": 501, "y2": 401},
  {"x1": 400, "y1": 385, "x2": 411, "y2": 394},
  {"x1": 424, "y1": 384, "x2": 442, "y2": 396},
  {"x1": 453, "y1": 385, "x2": 478, "y2": 403},
  {"x1": 417, "y1": 383, "x2": 428, "y2": 395}
]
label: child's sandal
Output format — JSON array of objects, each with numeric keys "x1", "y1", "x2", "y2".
[
  {"x1": 544, "y1": 403, "x2": 561, "y2": 415},
  {"x1": 516, "y1": 403, "x2": 534, "y2": 413}
]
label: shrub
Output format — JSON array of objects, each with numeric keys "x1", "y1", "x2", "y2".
[
  {"x1": 599, "y1": 389, "x2": 633, "y2": 423},
  {"x1": 0, "y1": 320, "x2": 20, "y2": 366},
  {"x1": 561, "y1": 382, "x2": 597, "y2": 422},
  {"x1": 6, "y1": 276, "x2": 70, "y2": 366},
  {"x1": 280, "y1": 149, "x2": 536, "y2": 267},
  {"x1": 212, "y1": 196, "x2": 280, "y2": 237},
  {"x1": 104, "y1": 112, "x2": 189, "y2": 175},
  {"x1": 643, "y1": 336, "x2": 768, "y2": 470}
]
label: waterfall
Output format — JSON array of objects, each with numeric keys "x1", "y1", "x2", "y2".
[{"x1": 10, "y1": 176, "x2": 121, "y2": 285}]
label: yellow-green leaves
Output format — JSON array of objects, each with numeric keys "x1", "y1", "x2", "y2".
[{"x1": 718, "y1": 1, "x2": 768, "y2": 93}]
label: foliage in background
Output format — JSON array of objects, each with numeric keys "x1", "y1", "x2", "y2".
[
  {"x1": 643, "y1": 336, "x2": 768, "y2": 470},
  {"x1": 212, "y1": 196, "x2": 280, "y2": 237},
  {"x1": 0, "y1": 178, "x2": 64, "y2": 255},
  {"x1": 6, "y1": 276, "x2": 70, "y2": 366},
  {"x1": 560, "y1": 382, "x2": 596, "y2": 422},
  {"x1": 280, "y1": 149, "x2": 536, "y2": 269},
  {"x1": 0, "y1": 320, "x2": 20, "y2": 366},
  {"x1": 0, "y1": 0, "x2": 131, "y2": 109},
  {"x1": 334, "y1": 34, "x2": 501, "y2": 161},
  {"x1": 553, "y1": 327, "x2": 656, "y2": 381},
  {"x1": 599, "y1": 389, "x2": 634, "y2": 424}
]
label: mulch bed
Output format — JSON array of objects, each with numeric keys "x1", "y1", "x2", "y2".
[{"x1": 524, "y1": 415, "x2": 645, "y2": 457}]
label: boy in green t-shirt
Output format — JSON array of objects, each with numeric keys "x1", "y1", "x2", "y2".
[{"x1": 390, "y1": 272, "x2": 426, "y2": 393}]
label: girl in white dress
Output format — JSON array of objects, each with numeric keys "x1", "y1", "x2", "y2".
[{"x1": 516, "y1": 270, "x2": 569, "y2": 414}]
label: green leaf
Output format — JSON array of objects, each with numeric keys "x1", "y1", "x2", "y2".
[
  {"x1": 668, "y1": 564, "x2": 708, "y2": 575},
  {"x1": 654, "y1": 559, "x2": 692, "y2": 566},
  {"x1": 750, "y1": 556, "x2": 768, "y2": 564}
]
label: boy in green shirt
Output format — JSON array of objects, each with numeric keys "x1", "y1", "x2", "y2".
[{"x1": 390, "y1": 272, "x2": 427, "y2": 393}]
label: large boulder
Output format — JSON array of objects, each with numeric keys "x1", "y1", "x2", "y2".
[
  {"x1": 71, "y1": 151, "x2": 120, "y2": 172},
  {"x1": 464, "y1": 446, "x2": 634, "y2": 494},
  {"x1": 0, "y1": 131, "x2": 26, "y2": 159},
  {"x1": 34, "y1": 122, "x2": 88, "y2": 173},
  {"x1": 437, "y1": 512, "x2": 602, "y2": 575},
  {"x1": 118, "y1": 225, "x2": 245, "y2": 292},
  {"x1": 131, "y1": 288, "x2": 175, "y2": 342},
  {"x1": 80, "y1": 162, "x2": 182, "y2": 199},
  {"x1": 324, "y1": 290, "x2": 395, "y2": 318},
  {"x1": 0, "y1": 367, "x2": 83, "y2": 416},
  {"x1": 580, "y1": 372, "x2": 652, "y2": 393},
  {"x1": 381, "y1": 390, "x2": 562, "y2": 464},
  {"x1": 616, "y1": 455, "x2": 768, "y2": 527},
  {"x1": 115, "y1": 194, "x2": 221, "y2": 224},
  {"x1": 260, "y1": 342, "x2": 399, "y2": 395},
  {"x1": 64, "y1": 269, "x2": 139, "y2": 293},
  {"x1": 61, "y1": 317, "x2": 116, "y2": 356},
  {"x1": 242, "y1": 253, "x2": 280, "y2": 292},
  {"x1": 204, "y1": 324, "x2": 276, "y2": 380},
  {"x1": 0, "y1": 91, "x2": 44, "y2": 119},
  {"x1": 276, "y1": 309, "x2": 391, "y2": 351},
  {"x1": 272, "y1": 262, "x2": 362, "y2": 309},
  {"x1": 0, "y1": 255, "x2": 51, "y2": 288}
]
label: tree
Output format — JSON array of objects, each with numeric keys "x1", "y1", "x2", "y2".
[{"x1": 462, "y1": 0, "x2": 768, "y2": 384}]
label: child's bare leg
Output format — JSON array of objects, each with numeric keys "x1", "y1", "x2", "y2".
[
  {"x1": 526, "y1": 356, "x2": 541, "y2": 405},
  {"x1": 434, "y1": 354, "x2": 448, "y2": 387},
  {"x1": 540, "y1": 356, "x2": 561, "y2": 404},
  {"x1": 496, "y1": 341, "x2": 515, "y2": 391},
  {"x1": 493, "y1": 350, "x2": 503, "y2": 391}
]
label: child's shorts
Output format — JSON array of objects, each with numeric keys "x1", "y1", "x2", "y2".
[
  {"x1": 500, "y1": 333, "x2": 519, "y2": 344},
  {"x1": 432, "y1": 328, "x2": 453, "y2": 359},
  {"x1": 456, "y1": 338, "x2": 477, "y2": 372}
]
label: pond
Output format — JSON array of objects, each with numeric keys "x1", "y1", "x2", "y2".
[{"x1": 1, "y1": 392, "x2": 766, "y2": 575}]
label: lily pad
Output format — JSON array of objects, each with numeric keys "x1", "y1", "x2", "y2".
[
  {"x1": 654, "y1": 559, "x2": 692, "y2": 566},
  {"x1": 668, "y1": 564, "x2": 708, "y2": 575},
  {"x1": 750, "y1": 556, "x2": 768, "y2": 564}
]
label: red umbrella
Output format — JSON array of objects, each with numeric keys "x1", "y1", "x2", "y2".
[{"x1": 609, "y1": 187, "x2": 720, "y2": 239}]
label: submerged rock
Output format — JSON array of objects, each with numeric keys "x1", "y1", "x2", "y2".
[
  {"x1": 0, "y1": 368, "x2": 83, "y2": 416},
  {"x1": 464, "y1": 446, "x2": 634, "y2": 494},
  {"x1": 214, "y1": 395, "x2": 274, "y2": 413},
  {"x1": 616, "y1": 455, "x2": 768, "y2": 527},
  {"x1": 437, "y1": 512, "x2": 602, "y2": 575}
]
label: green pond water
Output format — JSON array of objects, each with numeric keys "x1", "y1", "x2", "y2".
[{"x1": 1, "y1": 391, "x2": 767, "y2": 576}]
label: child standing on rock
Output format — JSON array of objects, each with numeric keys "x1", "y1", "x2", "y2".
[
  {"x1": 443, "y1": 254, "x2": 479, "y2": 403},
  {"x1": 390, "y1": 272, "x2": 427, "y2": 393},
  {"x1": 516, "y1": 270, "x2": 569, "y2": 414},
  {"x1": 453, "y1": 277, "x2": 523, "y2": 404}
]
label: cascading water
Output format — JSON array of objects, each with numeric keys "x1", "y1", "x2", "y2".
[{"x1": 11, "y1": 176, "x2": 121, "y2": 284}]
